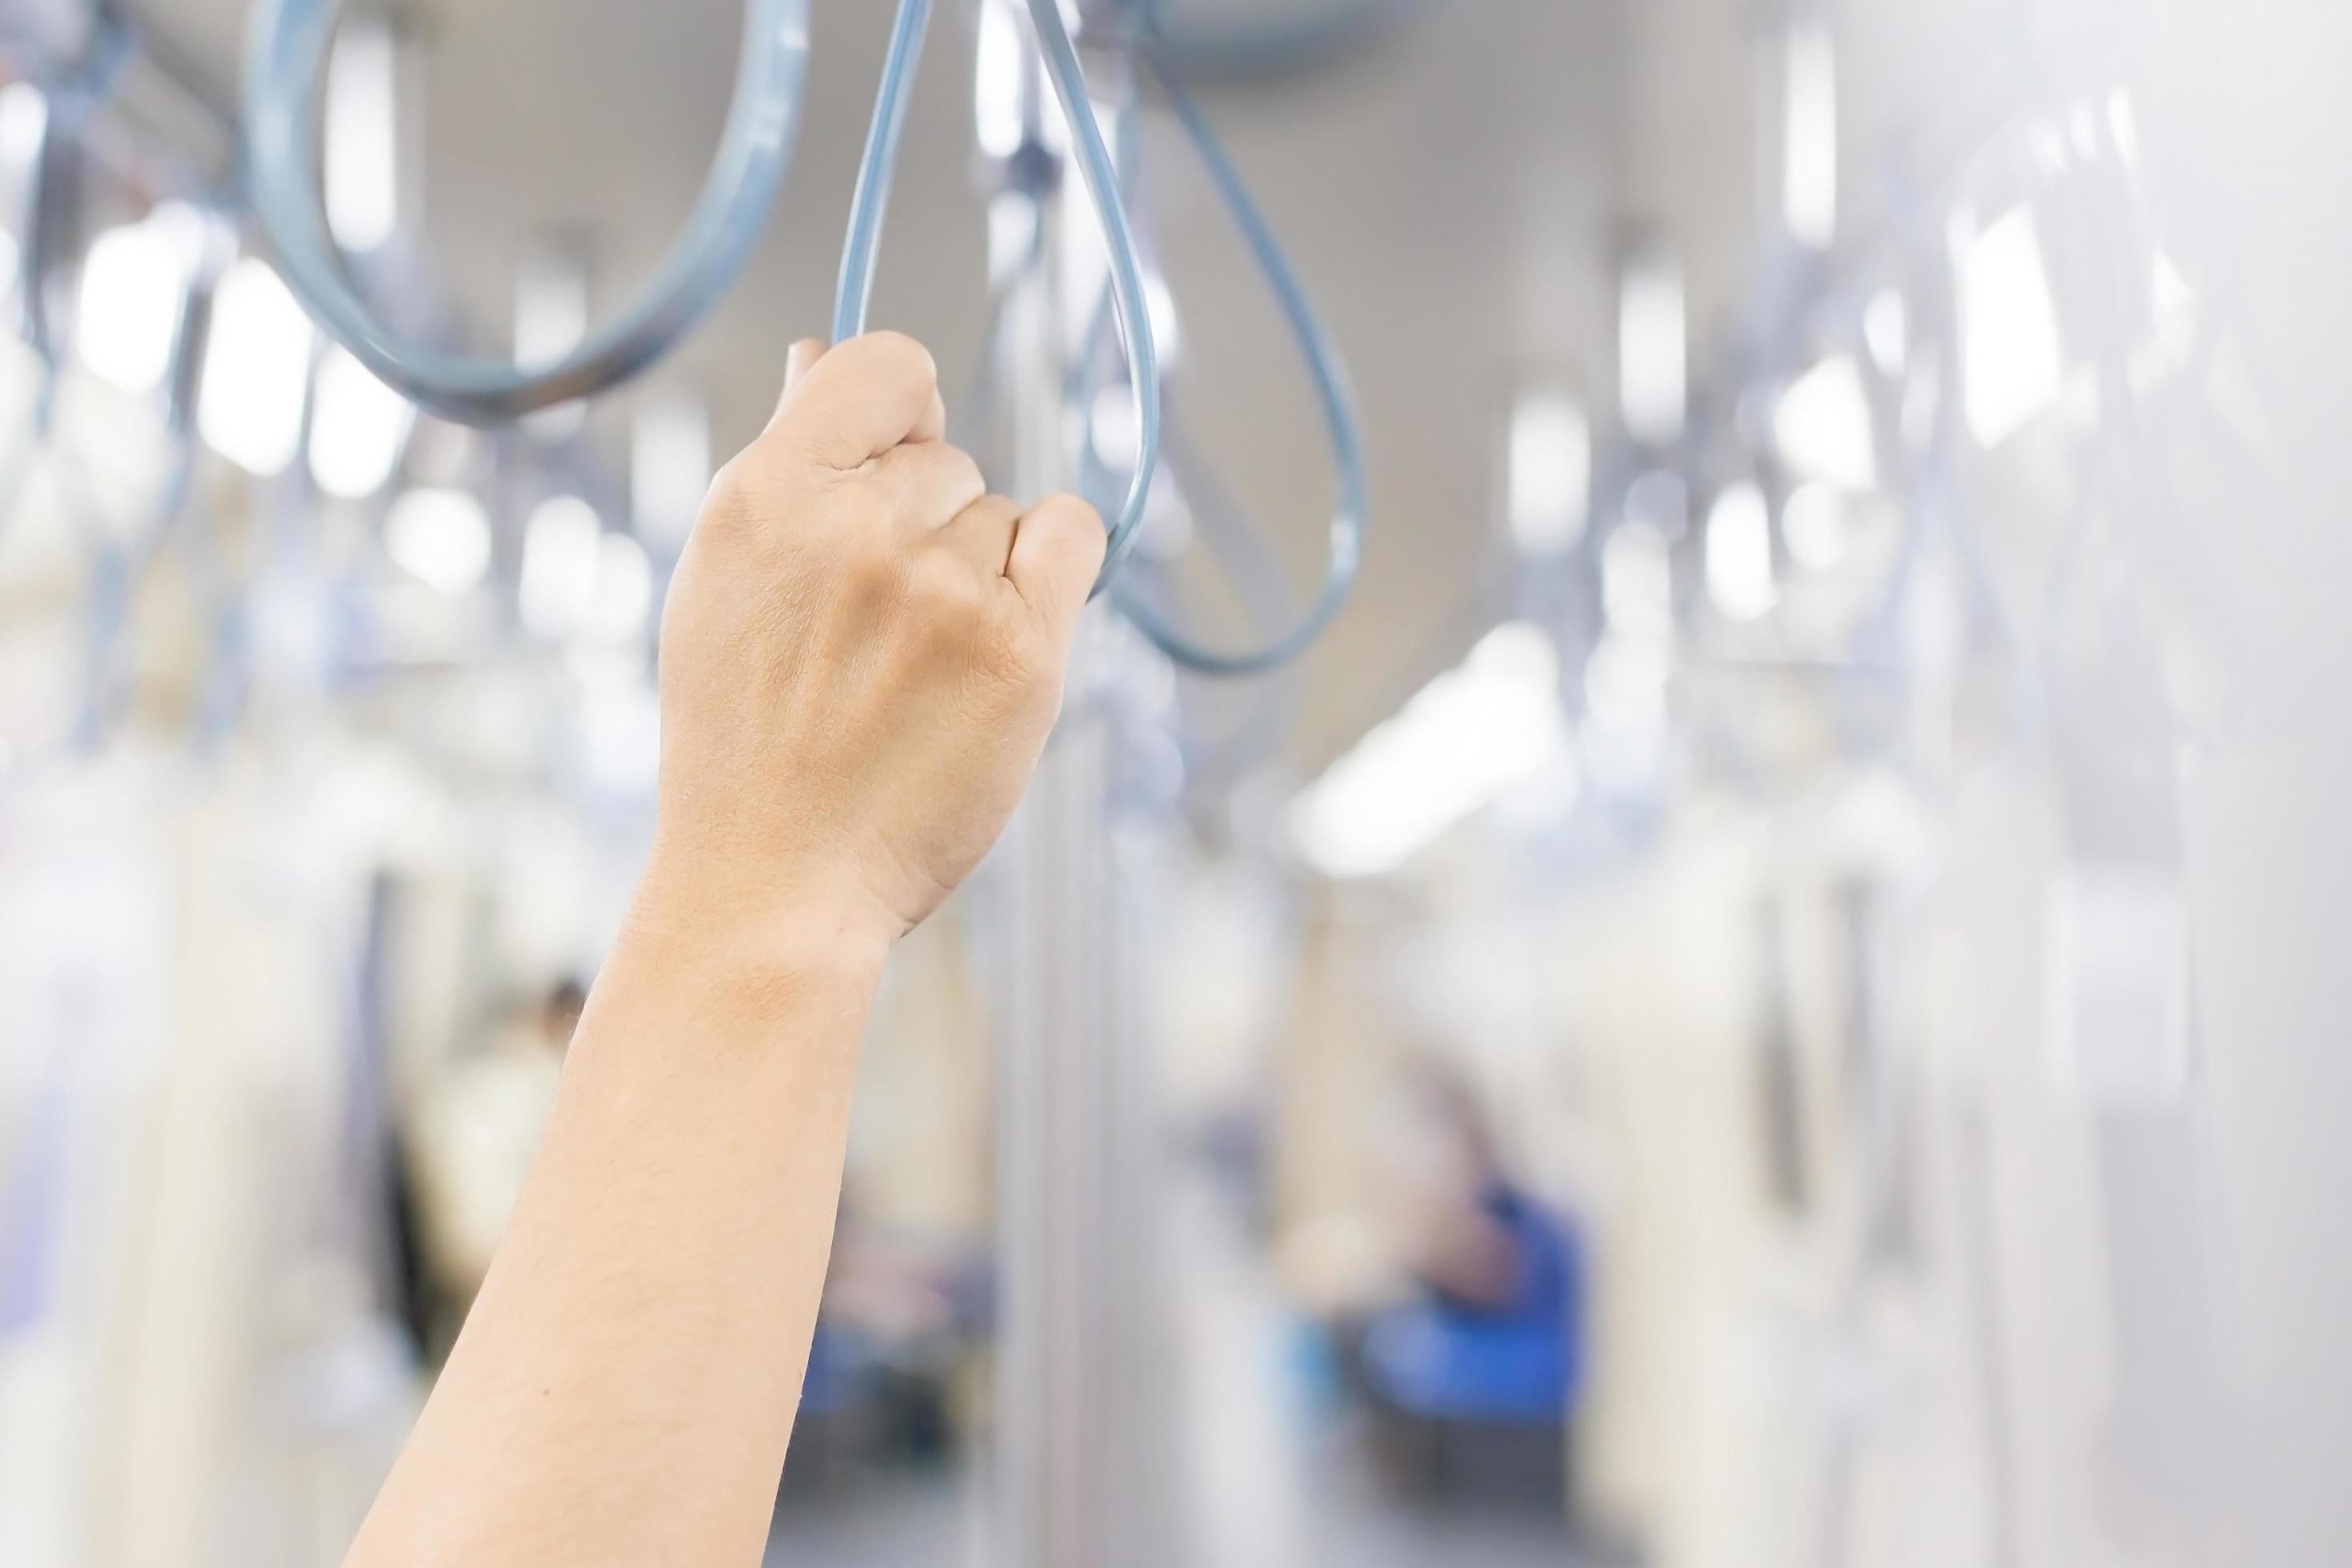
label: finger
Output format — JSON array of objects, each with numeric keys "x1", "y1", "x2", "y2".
[
  {"x1": 872, "y1": 441, "x2": 987, "y2": 530},
  {"x1": 1006, "y1": 494, "x2": 1108, "y2": 641},
  {"x1": 766, "y1": 338, "x2": 826, "y2": 426},
  {"x1": 770, "y1": 331, "x2": 942, "y2": 468},
  {"x1": 935, "y1": 494, "x2": 1022, "y2": 578}
]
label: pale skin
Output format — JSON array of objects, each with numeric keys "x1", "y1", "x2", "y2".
[{"x1": 343, "y1": 332, "x2": 1107, "y2": 1567}]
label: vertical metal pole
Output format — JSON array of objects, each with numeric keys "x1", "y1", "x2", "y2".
[
  {"x1": 994, "y1": 682, "x2": 1121, "y2": 1568},
  {"x1": 986, "y1": 9, "x2": 1122, "y2": 1560},
  {"x1": 979, "y1": 13, "x2": 1180, "y2": 1559}
]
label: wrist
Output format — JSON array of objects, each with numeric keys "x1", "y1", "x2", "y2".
[{"x1": 624, "y1": 846, "x2": 898, "y2": 1001}]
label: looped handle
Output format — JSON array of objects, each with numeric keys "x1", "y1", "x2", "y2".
[
  {"x1": 830, "y1": 0, "x2": 935, "y2": 348},
  {"x1": 1092, "y1": 52, "x2": 1366, "y2": 678},
  {"x1": 243, "y1": 0, "x2": 810, "y2": 425},
  {"x1": 0, "y1": 4, "x2": 134, "y2": 541},
  {"x1": 45, "y1": 2, "x2": 136, "y2": 117},
  {"x1": 13, "y1": 5, "x2": 132, "y2": 351},
  {"x1": 1130, "y1": 0, "x2": 1424, "y2": 79},
  {"x1": 834, "y1": 0, "x2": 1163, "y2": 596}
]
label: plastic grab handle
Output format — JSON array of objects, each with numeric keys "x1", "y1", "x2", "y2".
[
  {"x1": 242, "y1": 0, "x2": 810, "y2": 424},
  {"x1": 1101, "y1": 51, "x2": 1366, "y2": 678},
  {"x1": 833, "y1": 0, "x2": 1164, "y2": 595}
]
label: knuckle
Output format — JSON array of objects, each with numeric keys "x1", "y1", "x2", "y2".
[
  {"x1": 1036, "y1": 493, "x2": 1107, "y2": 547},
  {"x1": 860, "y1": 330, "x2": 938, "y2": 399},
  {"x1": 706, "y1": 453, "x2": 762, "y2": 514},
  {"x1": 896, "y1": 444, "x2": 978, "y2": 505},
  {"x1": 909, "y1": 551, "x2": 986, "y2": 622},
  {"x1": 776, "y1": 418, "x2": 851, "y2": 473},
  {"x1": 829, "y1": 467, "x2": 894, "y2": 526},
  {"x1": 941, "y1": 445, "x2": 985, "y2": 494},
  {"x1": 697, "y1": 455, "x2": 777, "y2": 542},
  {"x1": 1053, "y1": 494, "x2": 1106, "y2": 532}
]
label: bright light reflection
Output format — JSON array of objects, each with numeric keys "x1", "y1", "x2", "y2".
[
  {"x1": 1292, "y1": 622, "x2": 1574, "y2": 879},
  {"x1": 1864, "y1": 289, "x2": 1907, "y2": 376},
  {"x1": 1620, "y1": 248, "x2": 1687, "y2": 446},
  {"x1": 1706, "y1": 482, "x2": 1777, "y2": 620},
  {"x1": 1956, "y1": 206, "x2": 2066, "y2": 447},
  {"x1": 520, "y1": 494, "x2": 603, "y2": 638},
  {"x1": 1774, "y1": 354, "x2": 1877, "y2": 490},
  {"x1": 77, "y1": 206, "x2": 202, "y2": 396},
  {"x1": 0, "y1": 84, "x2": 48, "y2": 169},
  {"x1": 974, "y1": 0, "x2": 1024, "y2": 159},
  {"x1": 199, "y1": 258, "x2": 314, "y2": 475},
  {"x1": 1782, "y1": 482, "x2": 1847, "y2": 570},
  {"x1": 310, "y1": 345, "x2": 414, "y2": 498},
  {"x1": 589, "y1": 533, "x2": 653, "y2": 645},
  {"x1": 1783, "y1": 17, "x2": 1838, "y2": 247},
  {"x1": 632, "y1": 391, "x2": 711, "y2": 553},
  {"x1": 1508, "y1": 388, "x2": 1591, "y2": 554},
  {"x1": 325, "y1": 16, "x2": 400, "y2": 252},
  {"x1": 386, "y1": 487, "x2": 492, "y2": 595}
]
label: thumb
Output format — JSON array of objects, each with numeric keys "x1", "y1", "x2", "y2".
[{"x1": 1006, "y1": 494, "x2": 1109, "y2": 646}]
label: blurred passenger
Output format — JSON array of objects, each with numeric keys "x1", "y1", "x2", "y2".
[
  {"x1": 783, "y1": 1198, "x2": 978, "y2": 1486},
  {"x1": 1402, "y1": 1069, "x2": 1573, "y2": 1320},
  {"x1": 1361, "y1": 1064, "x2": 1582, "y2": 1498},
  {"x1": 414, "y1": 979, "x2": 586, "y2": 1335}
]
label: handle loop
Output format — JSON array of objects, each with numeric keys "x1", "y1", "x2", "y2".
[{"x1": 244, "y1": 0, "x2": 810, "y2": 423}]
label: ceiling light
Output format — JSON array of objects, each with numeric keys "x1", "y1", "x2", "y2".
[
  {"x1": 631, "y1": 390, "x2": 711, "y2": 553},
  {"x1": 1507, "y1": 388, "x2": 1591, "y2": 554},
  {"x1": 386, "y1": 487, "x2": 492, "y2": 595},
  {"x1": 325, "y1": 15, "x2": 401, "y2": 252},
  {"x1": 589, "y1": 532, "x2": 653, "y2": 645},
  {"x1": 76, "y1": 206, "x2": 203, "y2": 397},
  {"x1": 1774, "y1": 354, "x2": 1877, "y2": 490},
  {"x1": 1863, "y1": 289, "x2": 1906, "y2": 377},
  {"x1": 1706, "y1": 482, "x2": 1777, "y2": 620},
  {"x1": 1291, "y1": 622, "x2": 1574, "y2": 878},
  {"x1": 1619, "y1": 246, "x2": 1687, "y2": 446},
  {"x1": 1955, "y1": 206, "x2": 2066, "y2": 447},
  {"x1": 198, "y1": 258, "x2": 314, "y2": 475},
  {"x1": 309, "y1": 344, "x2": 414, "y2": 498},
  {"x1": 1782, "y1": 17, "x2": 1838, "y2": 247},
  {"x1": 519, "y1": 494, "x2": 603, "y2": 638}
]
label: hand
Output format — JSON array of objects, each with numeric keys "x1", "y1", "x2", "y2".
[{"x1": 641, "y1": 332, "x2": 1106, "y2": 958}]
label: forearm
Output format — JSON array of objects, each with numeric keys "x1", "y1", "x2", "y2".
[
  {"x1": 346, "y1": 886, "x2": 888, "y2": 1568},
  {"x1": 342, "y1": 331, "x2": 1103, "y2": 1562}
]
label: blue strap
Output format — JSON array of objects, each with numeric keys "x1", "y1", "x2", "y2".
[
  {"x1": 833, "y1": 0, "x2": 1164, "y2": 598},
  {"x1": 1099, "y1": 50, "x2": 1366, "y2": 677},
  {"x1": 243, "y1": 0, "x2": 810, "y2": 423}
]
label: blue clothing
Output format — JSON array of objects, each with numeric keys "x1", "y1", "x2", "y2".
[{"x1": 1362, "y1": 1186, "x2": 1582, "y2": 1426}]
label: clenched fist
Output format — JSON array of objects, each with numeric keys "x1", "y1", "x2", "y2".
[{"x1": 640, "y1": 331, "x2": 1105, "y2": 958}]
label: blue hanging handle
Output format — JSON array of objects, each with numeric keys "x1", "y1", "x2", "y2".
[
  {"x1": 1092, "y1": 50, "x2": 1366, "y2": 678},
  {"x1": 830, "y1": 0, "x2": 934, "y2": 350},
  {"x1": 1138, "y1": 0, "x2": 1426, "y2": 79},
  {"x1": 0, "y1": 4, "x2": 134, "y2": 546},
  {"x1": 833, "y1": 0, "x2": 1164, "y2": 595},
  {"x1": 243, "y1": 0, "x2": 810, "y2": 425}
]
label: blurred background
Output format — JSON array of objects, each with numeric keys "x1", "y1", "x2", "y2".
[{"x1": 1, "y1": 0, "x2": 2348, "y2": 1563}]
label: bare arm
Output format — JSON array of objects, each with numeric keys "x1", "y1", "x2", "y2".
[{"x1": 344, "y1": 333, "x2": 1106, "y2": 1566}]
